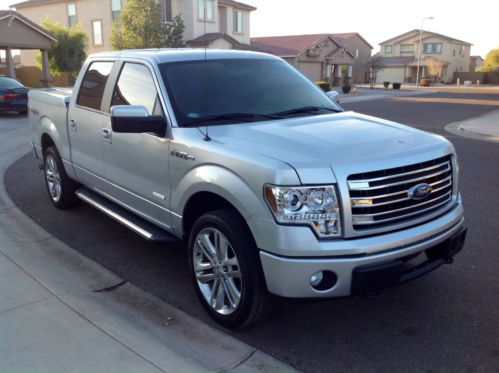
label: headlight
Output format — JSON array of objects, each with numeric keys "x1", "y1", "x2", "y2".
[{"x1": 264, "y1": 184, "x2": 341, "y2": 238}]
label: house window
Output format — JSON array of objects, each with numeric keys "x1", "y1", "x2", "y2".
[
  {"x1": 233, "y1": 10, "x2": 243, "y2": 33},
  {"x1": 158, "y1": 0, "x2": 172, "y2": 22},
  {"x1": 198, "y1": 0, "x2": 214, "y2": 21},
  {"x1": 67, "y1": 3, "x2": 77, "y2": 27},
  {"x1": 423, "y1": 43, "x2": 442, "y2": 54},
  {"x1": 384, "y1": 45, "x2": 393, "y2": 54},
  {"x1": 92, "y1": 20, "x2": 103, "y2": 46},
  {"x1": 355, "y1": 48, "x2": 359, "y2": 58},
  {"x1": 460, "y1": 46, "x2": 465, "y2": 56},
  {"x1": 111, "y1": 0, "x2": 122, "y2": 21},
  {"x1": 400, "y1": 44, "x2": 414, "y2": 53}
]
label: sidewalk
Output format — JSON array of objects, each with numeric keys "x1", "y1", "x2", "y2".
[
  {"x1": 336, "y1": 87, "x2": 436, "y2": 103},
  {"x1": 0, "y1": 127, "x2": 294, "y2": 372},
  {"x1": 445, "y1": 108, "x2": 499, "y2": 143}
]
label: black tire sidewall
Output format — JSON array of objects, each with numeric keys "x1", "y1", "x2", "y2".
[{"x1": 188, "y1": 209, "x2": 264, "y2": 328}]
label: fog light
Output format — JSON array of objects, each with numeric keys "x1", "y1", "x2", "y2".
[
  {"x1": 310, "y1": 271, "x2": 324, "y2": 287},
  {"x1": 310, "y1": 270, "x2": 338, "y2": 291}
]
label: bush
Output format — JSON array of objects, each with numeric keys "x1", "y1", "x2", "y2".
[
  {"x1": 383, "y1": 81, "x2": 390, "y2": 89},
  {"x1": 342, "y1": 85, "x2": 351, "y2": 94},
  {"x1": 316, "y1": 81, "x2": 331, "y2": 92},
  {"x1": 420, "y1": 78, "x2": 431, "y2": 87},
  {"x1": 392, "y1": 82, "x2": 401, "y2": 90}
]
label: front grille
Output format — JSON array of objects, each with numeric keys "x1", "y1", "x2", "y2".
[{"x1": 348, "y1": 155, "x2": 453, "y2": 230}]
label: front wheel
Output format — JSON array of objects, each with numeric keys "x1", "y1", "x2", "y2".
[
  {"x1": 188, "y1": 209, "x2": 273, "y2": 327},
  {"x1": 44, "y1": 146, "x2": 79, "y2": 209}
]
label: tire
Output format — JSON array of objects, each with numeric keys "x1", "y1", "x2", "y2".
[
  {"x1": 43, "y1": 146, "x2": 79, "y2": 209},
  {"x1": 188, "y1": 209, "x2": 274, "y2": 328}
]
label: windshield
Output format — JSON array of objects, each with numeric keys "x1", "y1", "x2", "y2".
[
  {"x1": 159, "y1": 58, "x2": 341, "y2": 127},
  {"x1": 0, "y1": 77, "x2": 24, "y2": 88}
]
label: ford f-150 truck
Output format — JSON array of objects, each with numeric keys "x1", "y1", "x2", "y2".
[{"x1": 29, "y1": 49, "x2": 466, "y2": 327}]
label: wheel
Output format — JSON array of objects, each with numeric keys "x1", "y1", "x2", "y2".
[
  {"x1": 188, "y1": 209, "x2": 273, "y2": 327},
  {"x1": 43, "y1": 146, "x2": 79, "y2": 209}
]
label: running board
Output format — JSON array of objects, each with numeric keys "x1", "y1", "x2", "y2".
[{"x1": 75, "y1": 188, "x2": 180, "y2": 243}]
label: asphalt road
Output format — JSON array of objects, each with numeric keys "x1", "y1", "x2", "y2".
[{"x1": 4, "y1": 91, "x2": 499, "y2": 372}]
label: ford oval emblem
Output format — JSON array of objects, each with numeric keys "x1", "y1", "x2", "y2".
[{"x1": 408, "y1": 183, "x2": 432, "y2": 201}]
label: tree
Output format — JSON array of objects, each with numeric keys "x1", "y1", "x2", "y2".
[
  {"x1": 111, "y1": 0, "x2": 165, "y2": 50},
  {"x1": 164, "y1": 14, "x2": 186, "y2": 48},
  {"x1": 426, "y1": 57, "x2": 444, "y2": 82},
  {"x1": 364, "y1": 55, "x2": 384, "y2": 89},
  {"x1": 37, "y1": 19, "x2": 88, "y2": 84},
  {"x1": 478, "y1": 47, "x2": 499, "y2": 72}
]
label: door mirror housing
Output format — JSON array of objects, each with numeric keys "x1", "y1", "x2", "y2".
[{"x1": 110, "y1": 105, "x2": 166, "y2": 137}]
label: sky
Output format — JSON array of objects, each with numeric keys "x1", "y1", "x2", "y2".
[{"x1": 1, "y1": 0, "x2": 497, "y2": 58}]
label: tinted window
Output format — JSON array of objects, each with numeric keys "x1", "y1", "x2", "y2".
[
  {"x1": 111, "y1": 63, "x2": 161, "y2": 116},
  {"x1": 159, "y1": 58, "x2": 339, "y2": 126},
  {"x1": 77, "y1": 62, "x2": 113, "y2": 111}
]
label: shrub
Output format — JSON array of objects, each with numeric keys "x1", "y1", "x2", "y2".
[
  {"x1": 383, "y1": 81, "x2": 390, "y2": 89},
  {"x1": 342, "y1": 85, "x2": 351, "y2": 94},
  {"x1": 420, "y1": 78, "x2": 431, "y2": 87},
  {"x1": 316, "y1": 81, "x2": 331, "y2": 92},
  {"x1": 392, "y1": 82, "x2": 401, "y2": 90}
]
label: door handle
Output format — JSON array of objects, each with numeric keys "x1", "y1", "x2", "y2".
[
  {"x1": 68, "y1": 118, "x2": 77, "y2": 130},
  {"x1": 101, "y1": 128, "x2": 112, "y2": 140}
]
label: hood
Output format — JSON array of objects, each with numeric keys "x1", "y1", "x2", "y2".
[{"x1": 207, "y1": 111, "x2": 452, "y2": 184}]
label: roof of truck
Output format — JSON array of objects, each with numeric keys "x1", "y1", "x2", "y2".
[{"x1": 88, "y1": 49, "x2": 277, "y2": 64}]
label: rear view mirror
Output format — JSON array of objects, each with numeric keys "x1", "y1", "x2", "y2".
[{"x1": 111, "y1": 105, "x2": 166, "y2": 137}]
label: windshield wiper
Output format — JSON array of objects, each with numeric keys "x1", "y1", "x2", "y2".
[
  {"x1": 183, "y1": 112, "x2": 282, "y2": 127},
  {"x1": 272, "y1": 106, "x2": 341, "y2": 117}
]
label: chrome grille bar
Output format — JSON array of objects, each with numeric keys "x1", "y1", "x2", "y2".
[{"x1": 348, "y1": 155, "x2": 453, "y2": 230}]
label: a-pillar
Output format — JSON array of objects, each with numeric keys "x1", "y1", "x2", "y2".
[
  {"x1": 5, "y1": 47, "x2": 16, "y2": 79},
  {"x1": 332, "y1": 64, "x2": 342, "y2": 87},
  {"x1": 40, "y1": 49, "x2": 53, "y2": 87}
]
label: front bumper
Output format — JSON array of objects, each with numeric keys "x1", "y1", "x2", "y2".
[{"x1": 259, "y1": 217, "x2": 466, "y2": 298}]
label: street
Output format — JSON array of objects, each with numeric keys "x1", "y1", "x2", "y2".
[{"x1": 3, "y1": 91, "x2": 499, "y2": 371}]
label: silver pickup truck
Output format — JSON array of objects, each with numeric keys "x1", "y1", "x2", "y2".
[{"x1": 30, "y1": 49, "x2": 466, "y2": 327}]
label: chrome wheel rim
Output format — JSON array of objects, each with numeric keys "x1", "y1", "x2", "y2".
[
  {"x1": 45, "y1": 155, "x2": 62, "y2": 203},
  {"x1": 193, "y1": 228, "x2": 242, "y2": 315}
]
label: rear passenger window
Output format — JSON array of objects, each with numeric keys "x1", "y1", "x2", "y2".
[
  {"x1": 111, "y1": 63, "x2": 162, "y2": 116},
  {"x1": 77, "y1": 61, "x2": 114, "y2": 111}
]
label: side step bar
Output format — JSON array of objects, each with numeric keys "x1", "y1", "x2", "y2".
[{"x1": 75, "y1": 188, "x2": 180, "y2": 243}]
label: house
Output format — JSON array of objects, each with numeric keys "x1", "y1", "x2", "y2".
[
  {"x1": 469, "y1": 55, "x2": 483, "y2": 72},
  {"x1": 11, "y1": 0, "x2": 256, "y2": 67},
  {"x1": 376, "y1": 29, "x2": 472, "y2": 84},
  {"x1": 251, "y1": 33, "x2": 372, "y2": 85}
]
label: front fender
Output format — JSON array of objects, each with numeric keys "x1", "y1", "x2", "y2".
[{"x1": 171, "y1": 164, "x2": 272, "y2": 237}]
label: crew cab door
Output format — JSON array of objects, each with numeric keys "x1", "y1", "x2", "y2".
[
  {"x1": 68, "y1": 61, "x2": 115, "y2": 192},
  {"x1": 101, "y1": 61, "x2": 172, "y2": 231}
]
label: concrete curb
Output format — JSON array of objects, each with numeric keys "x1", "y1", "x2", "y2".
[
  {"x1": 0, "y1": 127, "x2": 295, "y2": 372},
  {"x1": 444, "y1": 109, "x2": 499, "y2": 143},
  {"x1": 340, "y1": 89, "x2": 437, "y2": 103}
]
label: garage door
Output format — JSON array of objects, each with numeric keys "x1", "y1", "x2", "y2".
[{"x1": 298, "y1": 62, "x2": 322, "y2": 81}]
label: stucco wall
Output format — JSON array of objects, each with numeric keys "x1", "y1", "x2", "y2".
[
  {"x1": 15, "y1": 0, "x2": 117, "y2": 66},
  {"x1": 339, "y1": 35, "x2": 372, "y2": 84}
]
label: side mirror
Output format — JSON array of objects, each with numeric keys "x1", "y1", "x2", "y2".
[
  {"x1": 111, "y1": 105, "x2": 166, "y2": 137},
  {"x1": 325, "y1": 90, "x2": 340, "y2": 103}
]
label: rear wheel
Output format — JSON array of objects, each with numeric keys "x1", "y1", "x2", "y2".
[
  {"x1": 43, "y1": 146, "x2": 79, "y2": 209},
  {"x1": 188, "y1": 209, "x2": 273, "y2": 327}
]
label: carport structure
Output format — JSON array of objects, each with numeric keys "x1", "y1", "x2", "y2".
[{"x1": 0, "y1": 10, "x2": 55, "y2": 84}]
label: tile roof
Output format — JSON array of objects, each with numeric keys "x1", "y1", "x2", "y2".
[
  {"x1": 218, "y1": 0, "x2": 257, "y2": 11},
  {"x1": 380, "y1": 29, "x2": 472, "y2": 46},
  {"x1": 0, "y1": 10, "x2": 56, "y2": 41},
  {"x1": 376, "y1": 56, "x2": 416, "y2": 66},
  {"x1": 186, "y1": 32, "x2": 251, "y2": 49},
  {"x1": 251, "y1": 32, "x2": 372, "y2": 57},
  {"x1": 251, "y1": 34, "x2": 331, "y2": 56}
]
